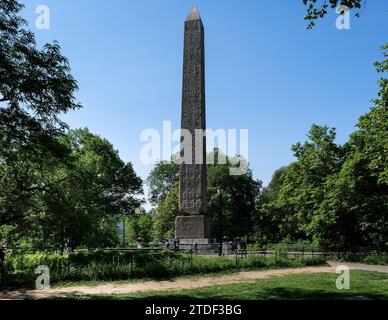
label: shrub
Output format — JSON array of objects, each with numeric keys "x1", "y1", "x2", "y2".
[
  {"x1": 4, "y1": 252, "x2": 68, "y2": 286},
  {"x1": 329, "y1": 252, "x2": 388, "y2": 265},
  {"x1": 2, "y1": 250, "x2": 326, "y2": 287}
]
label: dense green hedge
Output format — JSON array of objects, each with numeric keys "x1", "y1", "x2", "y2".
[{"x1": 2, "y1": 250, "x2": 326, "y2": 287}]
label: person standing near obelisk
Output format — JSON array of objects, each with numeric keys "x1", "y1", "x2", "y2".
[{"x1": 175, "y1": 6, "x2": 211, "y2": 241}]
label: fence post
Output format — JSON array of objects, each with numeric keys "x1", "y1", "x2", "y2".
[{"x1": 190, "y1": 249, "x2": 193, "y2": 271}]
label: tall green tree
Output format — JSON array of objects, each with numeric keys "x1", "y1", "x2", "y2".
[
  {"x1": 7, "y1": 128, "x2": 144, "y2": 249},
  {"x1": 0, "y1": 0, "x2": 80, "y2": 227},
  {"x1": 255, "y1": 167, "x2": 288, "y2": 244},
  {"x1": 258, "y1": 44, "x2": 388, "y2": 250},
  {"x1": 258, "y1": 125, "x2": 343, "y2": 244},
  {"x1": 146, "y1": 157, "x2": 179, "y2": 206},
  {"x1": 128, "y1": 213, "x2": 154, "y2": 244},
  {"x1": 152, "y1": 183, "x2": 179, "y2": 242},
  {"x1": 207, "y1": 150, "x2": 262, "y2": 239},
  {"x1": 311, "y1": 44, "x2": 388, "y2": 250}
]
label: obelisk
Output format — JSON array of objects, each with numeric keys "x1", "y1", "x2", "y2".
[{"x1": 175, "y1": 6, "x2": 211, "y2": 240}]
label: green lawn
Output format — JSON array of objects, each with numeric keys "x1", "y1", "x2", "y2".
[{"x1": 81, "y1": 271, "x2": 388, "y2": 300}]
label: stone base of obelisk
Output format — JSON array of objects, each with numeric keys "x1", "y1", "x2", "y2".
[
  {"x1": 175, "y1": 215, "x2": 210, "y2": 239},
  {"x1": 175, "y1": 216, "x2": 217, "y2": 255}
]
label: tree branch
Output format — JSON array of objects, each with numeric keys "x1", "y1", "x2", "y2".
[{"x1": 22, "y1": 175, "x2": 72, "y2": 193}]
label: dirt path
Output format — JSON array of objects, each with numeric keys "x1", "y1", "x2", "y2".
[
  {"x1": 1, "y1": 262, "x2": 386, "y2": 299},
  {"x1": 328, "y1": 261, "x2": 388, "y2": 274}
]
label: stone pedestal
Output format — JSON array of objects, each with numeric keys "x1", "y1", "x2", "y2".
[{"x1": 175, "y1": 215, "x2": 210, "y2": 239}]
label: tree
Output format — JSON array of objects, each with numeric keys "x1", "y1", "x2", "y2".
[
  {"x1": 128, "y1": 213, "x2": 154, "y2": 244},
  {"x1": 52, "y1": 128, "x2": 143, "y2": 248},
  {"x1": 152, "y1": 183, "x2": 179, "y2": 242},
  {"x1": 207, "y1": 150, "x2": 262, "y2": 239},
  {"x1": 0, "y1": 0, "x2": 80, "y2": 227},
  {"x1": 302, "y1": 0, "x2": 365, "y2": 29},
  {"x1": 0, "y1": 0, "x2": 80, "y2": 147},
  {"x1": 256, "y1": 167, "x2": 288, "y2": 244},
  {"x1": 285, "y1": 125, "x2": 342, "y2": 239},
  {"x1": 259, "y1": 167, "x2": 288, "y2": 204},
  {"x1": 146, "y1": 157, "x2": 179, "y2": 206},
  {"x1": 258, "y1": 125, "x2": 343, "y2": 244},
  {"x1": 258, "y1": 44, "x2": 388, "y2": 250},
  {"x1": 6, "y1": 128, "x2": 144, "y2": 249},
  {"x1": 312, "y1": 44, "x2": 388, "y2": 250}
]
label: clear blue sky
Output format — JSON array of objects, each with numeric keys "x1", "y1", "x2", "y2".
[{"x1": 22, "y1": 0, "x2": 388, "y2": 189}]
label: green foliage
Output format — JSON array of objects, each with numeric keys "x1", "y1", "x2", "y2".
[
  {"x1": 207, "y1": 149, "x2": 262, "y2": 239},
  {"x1": 258, "y1": 125, "x2": 343, "y2": 245},
  {"x1": 258, "y1": 44, "x2": 388, "y2": 250},
  {"x1": 3, "y1": 250, "x2": 325, "y2": 287},
  {"x1": 328, "y1": 252, "x2": 388, "y2": 265},
  {"x1": 0, "y1": 1, "x2": 145, "y2": 251},
  {"x1": 0, "y1": 0, "x2": 80, "y2": 227},
  {"x1": 2, "y1": 128, "x2": 143, "y2": 250},
  {"x1": 146, "y1": 157, "x2": 179, "y2": 206},
  {"x1": 152, "y1": 183, "x2": 179, "y2": 242},
  {"x1": 4, "y1": 252, "x2": 69, "y2": 285},
  {"x1": 255, "y1": 167, "x2": 288, "y2": 244},
  {"x1": 303, "y1": 0, "x2": 364, "y2": 29},
  {"x1": 125, "y1": 213, "x2": 154, "y2": 244},
  {"x1": 311, "y1": 45, "x2": 388, "y2": 249},
  {"x1": 268, "y1": 241, "x2": 320, "y2": 252}
]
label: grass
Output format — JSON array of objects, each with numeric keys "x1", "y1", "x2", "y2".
[
  {"x1": 77, "y1": 270, "x2": 388, "y2": 300},
  {"x1": 51, "y1": 260, "x2": 327, "y2": 289},
  {"x1": 3, "y1": 250, "x2": 327, "y2": 288}
]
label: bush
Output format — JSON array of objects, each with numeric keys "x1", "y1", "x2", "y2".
[
  {"x1": 4, "y1": 252, "x2": 68, "y2": 286},
  {"x1": 329, "y1": 252, "x2": 388, "y2": 265},
  {"x1": 268, "y1": 241, "x2": 320, "y2": 252},
  {"x1": 2, "y1": 250, "x2": 326, "y2": 288}
]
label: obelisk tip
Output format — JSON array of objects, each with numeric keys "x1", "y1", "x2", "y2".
[{"x1": 185, "y1": 5, "x2": 201, "y2": 21}]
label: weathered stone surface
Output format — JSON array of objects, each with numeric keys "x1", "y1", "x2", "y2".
[
  {"x1": 179, "y1": 5, "x2": 207, "y2": 217},
  {"x1": 176, "y1": 6, "x2": 211, "y2": 240},
  {"x1": 185, "y1": 4, "x2": 201, "y2": 22},
  {"x1": 179, "y1": 238, "x2": 214, "y2": 245},
  {"x1": 175, "y1": 215, "x2": 210, "y2": 239},
  {"x1": 178, "y1": 238, "x2": 217, "y2": 255}
]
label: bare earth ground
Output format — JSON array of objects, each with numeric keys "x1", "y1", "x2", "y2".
[{"x1": 1, "y1": 262, "x2": 387, "y2": 300}]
